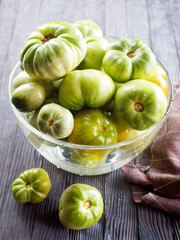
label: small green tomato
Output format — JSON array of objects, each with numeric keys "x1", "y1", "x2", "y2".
[
  {"x1": 12, "y1": 168, "x2": 51, "y2": 204},
  {"x1": 59, "y1": 183, "x2": 104, "y2": 230},
  {"x1": 27, "y1": 97, "x2": 59, "y2": 129},
  {"x1": 37, "y1": 103, "x2": 74, "y2": 139},
  {"x1": 12, "y1": 82, "x2": 46, "y2": 112}
]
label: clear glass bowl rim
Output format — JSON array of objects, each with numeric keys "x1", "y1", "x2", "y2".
[{"x1": 8, "y1": 60, "x2": 173, "y2": 150}]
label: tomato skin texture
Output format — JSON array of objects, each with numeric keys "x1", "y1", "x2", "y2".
[
  {"x1": 13, "y1": 71, "x2": 55, "y2": 98},
  {"x1": 12, "y1": 168, "x2": 51, "y2": 204},
  {"x1": 37, "y1": 103, "x2": 74, "y2": 139},
  {"x1": 78, "y1": 36, "x2": 109, "y2": 70},
  {"x1": 68, "y1": 109, "x2": 117, "y2": 165},
  {"x1": 59, "y1": 69, "x2": 115, "y2": 111},
  {"x1": 12, "y1": 82, "x2": 46, "y2": 112},
  {"x1": 74, "y1": 20, "x2": 102, "y2": 38},
  {"x1": 115, "y1": 120, "x2": 143, "y2": 142},
  {"x1": 59, "y1": 183, "x2": 103, "y2": 230},
  {"x1": 113, "y1": 80, "x2": 168, "y2": 130},
  {"x1": 148, "y1": 66, "x2": 168, "y2": 96},
  {"x1": 20, "y1": 21, "x2": 87, "y2": 82},
  {"x1": 68, "y1": 109, "x2": 117, "y2": 145},
  {"x1": 103, "y1": 39, "x2": 157, "y2": 83},
  {"x1": 27, "y1": 97, "x2": 59, "y2": 129}
]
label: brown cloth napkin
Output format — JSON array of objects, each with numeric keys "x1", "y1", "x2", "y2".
[{"x1": 122, "y1": 85, "x2": 180, "y2": 217}]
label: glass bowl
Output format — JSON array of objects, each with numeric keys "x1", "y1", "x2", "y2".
[{"x1": 8, "y1": 58, "x2": 173, "y2": 176}]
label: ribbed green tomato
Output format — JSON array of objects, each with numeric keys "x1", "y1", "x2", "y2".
[
  {"x1": 13, "y1": 71, "x2": 32, "y2": 89},
  {"x1": 12, "y1": 82, "x2": 46, "y2": 112},
  {"x1": 103, "y1": 39, "x2": 157, "y2": 83},
  {"x1": 74, "y1": 20, "x2": 102, "y2": 38},
  {"x1": 20, "y1": 21, "x2": 87, "y2": 82},
  {"x1": 68, "y1": 109, "x2": 117, "y2": 165},
  {"x1": 69, "y1": 109, "x2": 117, "y2": 145},
  {"x1": 59, "y1": 69, "x2": 115, "y2": 111},
  {"x1": 37, "y1": 103, "x2": 74, "y2": 139},
  {"x1": 78, "y1": 36, "x2": 109, "y2": 70},
  {"x1": 13, "y1": 71, "x2": 55, "y2": 98},
  {"x1": 59, "y1": 184, "x2": 103, "y2": 230},
  {"x1": 12, "y1": 168, "x2": 51, "y2": 204},
  {"x1": 113, "y1": 80, "x2": 168, "y2": 130}
]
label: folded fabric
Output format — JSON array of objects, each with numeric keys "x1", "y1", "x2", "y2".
[{"x1": 122, "y1": 85, "x2": 180, "y2": 217}]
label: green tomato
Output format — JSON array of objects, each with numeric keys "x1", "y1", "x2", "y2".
[
  {"x1": 20, "y1": 21, "x2": 87, "y2": 82},
  {"x1": 101, "y1": 82, "x2": 124, "y2": 112},
  {"x1": 59, "y1": 69, "x2": 115, "y2": 111},
  {"x1": 59, "y1": 183, "x2": 103, "y2": 230},
  {"x1": 27, "y1": 97, "x2": 59, "y2": 129},
  {"x1": 12, "y1": 168, "x2": 51, "y2": 204},
  {"x1": 74, "y1": 20, "x2": 102, "y2": 38},
  {"x1": 68, "y1": 109, "x2": 117, "y2": 165},
  {"x1": 103, "y1": 39, "x2": 157, "y2": 83},
  {"x1": 113, "y1": 80, "x2": 168, "y2": 130},
  {"x1": 13, "y1": 71, "x2": 55, "y2": 98},
  {"x1": 37, "y1": 103, "x2": 74, "y2": 139},
  {"x1": 69, "y1": 109, "x2": 117, "y2": 145},
  {"x1": 78, "y1": 36, "x2": 109, "y2": 70},
  {"x1": 13, "y1": 71, "x2": 32, "y2": 89},
  {"x1": 12, "y1": 82, "x2": 46, "y2": 112},
  {"x1": 115, "y1": 119, "x2": 143, "y2": 142}
]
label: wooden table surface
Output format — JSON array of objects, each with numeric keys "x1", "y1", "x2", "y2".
[{"x1": 0, "y1": 0, "x2": 180, "y2": 239}]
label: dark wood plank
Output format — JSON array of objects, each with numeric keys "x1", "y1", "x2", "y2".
[
  {"x1": 0, "y1": 0, "x2": 22, "y2": 82},
  {"x1": 138, "y1": 206, "x2": 174, "y2": 240},
  {"x1": 104, "y1": 169, "x2": 138, "y2": 240},
  {"x1": 147, "y1": 0, "x2": 180, "y2": 85}
]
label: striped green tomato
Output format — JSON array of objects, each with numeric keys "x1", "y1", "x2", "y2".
[
  {"x1": 78, "y1": 36, "x2": 109, "y2": 70},
  {"x1": 113, "y1": 80, "x2": 168, "y2": 130},
  {"x1": 12, "y1": 82, "x2": 46, "y2": 112},
  {"x1": 12, "y1": 168, "x2": 51, "y2": 204},
  {"x1": 37, "y1": 103, "x2": 74, "y2": 139},
  {"x1": 68, "y1": 109, "x2": 117, "y2": 166},
  {"x1": 59, "y1": 69, "x2": 115, "y2": 111},
  {"x1": 20, "y1": 21, "x2": 87, "y2": 82},
  {"x1": 103, "y1": 39, "x2": 157, "y2": 83},
  {"x1": 59, "y1": 184, "x2": 103, "y2": 230},
  {"x1": 13, "y1": 71, "x2": 55, "y2": 99},
  {"x1": 74, "y1": 19, "x2": 102, "y2": 38}
]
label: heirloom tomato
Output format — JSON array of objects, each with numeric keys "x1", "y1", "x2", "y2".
[
  {"x1": 12, "y1": 82, "x2": 46, "y2": 112},
  {"x1": 12, "y1": 168, "x2": 51, "y2": 204},
  {"x1": 113, "y1": 80, "x2": 167, "y2": 130},
  {"x1": 20, "y1": 21, "x2": 87, "y2": 81},
  {"x1": 74, "y1": 19, "x2": 103, "y2": 38},
  {"x1": 78, "y1": 36, "x2": 109, "y2": 70},
  {"x1": 103, "y1": 39, "x2": 156, "y2": 83},
  {"x1": 37, "y1": 103, "x2": 74, "y2": 139},
  {"x1": 68, "y1": 109, "x2": 117, "y2": 165},
  {"x1": 59, "y1": 183, "x2": 103, "y2": 230},
  {"x1": 59, "y1": 69, "x2": 115, "y2": 111}
]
